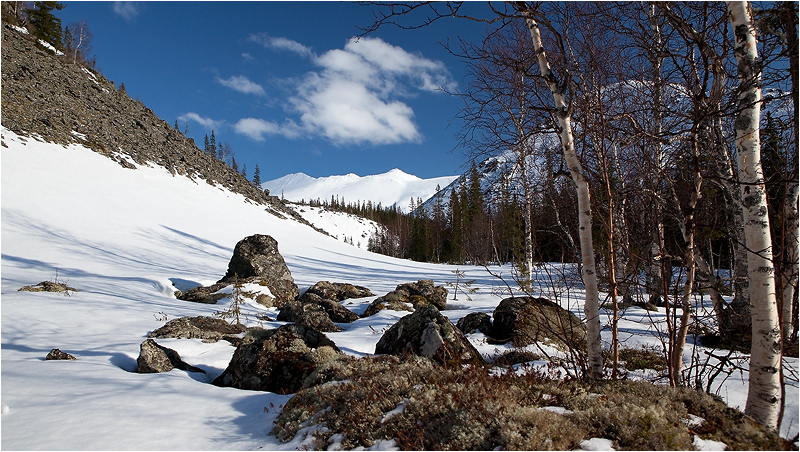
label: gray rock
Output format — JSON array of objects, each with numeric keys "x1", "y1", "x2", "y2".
[
  {"x1": 299, "y1": 281, "x2": 373, "y2": 303},
  {"x1": 45, "y1": 348, "x2": 76, "y2": 360},
  {"x1": 456, "y1": 312, "x2": 493, "y2": 336},
  {"x1": 361, "y1": 279, "x2": 448, "y2": 318},
  {"x1": 277, "y1": 300, "x2": 342, "y2": 332},
  {"x1": 147, "y1": 316, "x2": 246, "y2": 343},
  {"x1": 298, "y1": 292, "x2": 359, "y2": 323},
  {"x1": 212, "y1": 324, "x2": 342, "y2": 393},
  {"x1": 176, "y1": 281, "x2": 229, "y2": 304},
  {"x1": 375, "y1": 305, "x2": 483, "y2": 365},
  {"x1": 135, "y1": 339, "x2": 205, "y2": 374},
  {"x1": 491, "y1": 297, "x2": 586, "y2": 351},
  {"x1": 220, "y1": 234, "x2": 298, "y2": 307}
]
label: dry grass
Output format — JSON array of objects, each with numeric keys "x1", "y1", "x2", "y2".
[{"x1": 271, "y1": 355, "x2": 791, "y2": 450}]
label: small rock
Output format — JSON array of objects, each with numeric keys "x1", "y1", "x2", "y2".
[
  {"x1": 45, "y1": 348, "x2": 76, "y2": 360},
  {"x1": 135, "y1": 339, "x2": 205, "y2": 374}
]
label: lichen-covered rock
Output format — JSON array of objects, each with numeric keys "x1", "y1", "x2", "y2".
[
  {"x1": 135, "y1": 339, "x2": 205, "y2": 374},
  {"x1": 277, "y1": 300, "x2": 342, "y2": 332},
  {"x1": 375, "y1": 305, "x2": 483, "y2": 365},
  {"x1": 492, "y1": 297, "x2": 586, "y2": 351},
  {"x1": 298, "y1": 292, "x2": 359, "y2": 323},
  {"x1": 456, "y1": 312, "x2": 493, "y2": 336},
  {"x1": 299, "y1": 281, "x2": 373, "y2": 303},
  {"x1": 220, "y1": 234, "x2": 298, "y2": 307},
  {"x1": 395, "y1": 279, "x2": 447, "y2": 310},
  {"x1": 45, "y1": 348, "x2": 76, "y2": 360},
  {"x1": 212, "y1": 324, "x2": 342, "y2": 393},
  {"x1": 361, "y1": 280, "x2": 448, "y2": 318},
  {"x1": 176, "y1": 281, "x2": 229, "y2": 304},
  {"x1": 147, "y1": 316, "x2": 246, "y2": 342}
]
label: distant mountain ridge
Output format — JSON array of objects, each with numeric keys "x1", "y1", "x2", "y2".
[{"x1": 264, "y1": 168, "x2": 458, "y2": 213}]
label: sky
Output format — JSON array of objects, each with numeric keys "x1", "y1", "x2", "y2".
[{"x1": 57, "y1": 1, "x2": 492, "y2": 180}]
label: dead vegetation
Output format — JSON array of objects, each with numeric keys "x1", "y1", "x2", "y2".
[{"x1": 272, "y1": 355, "x2": 791, "y2": 451}]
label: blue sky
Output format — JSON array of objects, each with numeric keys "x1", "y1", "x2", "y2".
[{"x1": 57, "y1": 1, "x2": 490, "y2": 180}]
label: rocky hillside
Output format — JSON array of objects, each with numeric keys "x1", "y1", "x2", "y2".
[{"x1": 1, "y1": 24, "x2": 304, "y2": 223}]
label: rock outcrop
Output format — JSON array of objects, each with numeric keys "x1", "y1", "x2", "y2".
[
  {"x1": 212, "y1": 324, "x2": 342, "y2": 393},
  {"x1": 375, "y1": 305, "x2": 483, "y2": 365},
  {"x1": 299, "y1": 281, "x2": 373, "y2": 303}
]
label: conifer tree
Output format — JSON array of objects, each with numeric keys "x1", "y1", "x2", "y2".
[
  {"x1": 209, "y1": 130, "x2": 217, "y2": 156},
  {"x1": 203, "y1": 134, "x2": 210, "y2": 154},
  {"x1": 231, "y1": 156, "x2": 238, "y2": 173},
  {"x1": 241, "y1": 163, "x2": 247, "y2": 179},
  {"x1": 252, "y1": 164, "x2": 261, "y2": 187},
  {"x1": 29, "y1": 1, "x2": 65, "y2": 50}
]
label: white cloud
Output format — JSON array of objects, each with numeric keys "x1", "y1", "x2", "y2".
[
  {"x1": 292, "y1": 36, "x2": 453, "y2": 146},
  {"x1": 234, "y1": 118, "x2": 301, "y2": 141},
  {"x1": 215, "y1": 75, "x2": 266, "y2": 96},
  {"x1": 237, "y1": 35, "x2": 454, "y2": 146},
  {"x1": 112, "y1": 2, "x2": 140, "y2": 22},
  {"x1": 178, "y1": 112, "x2": 221, "y2": 131},
  {"x1": 249, "y1": 34, "x2": 315, "y2": 59}
]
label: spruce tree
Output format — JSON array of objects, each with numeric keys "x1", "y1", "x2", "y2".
[
  {"x1": 241, "y1": 163, "x2": 247, "y2": 179},
  {"x1": 29, "y1": 1, "x2": 65, "y2": 50},
  {"x1": 209, "y1": 130, "x2": 217, "y2": 156},
  {"x1": 253, "y1": 164, "x2": 261, "y2": 187},
  {"x1": 231, "y1": 156, "x2": 238, "y2": 173},
  {"x1": 203, "y1": 135, "x2": 210, "y2": 154}
]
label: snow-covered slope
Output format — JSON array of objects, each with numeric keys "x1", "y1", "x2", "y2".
[
  {"x1": 263, "y1": 168, "x2": 458, "y2": 213},
  {"x1": 1, "y1": 128, "x2": 797, "y2": 450},
  {"x1": 287, "y1": 203, "x2": 382, "y2": 249}
]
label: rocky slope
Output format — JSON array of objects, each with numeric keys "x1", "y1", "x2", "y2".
[{"x1": 0, "y1": 24, "x2": 305, "y2": 223}]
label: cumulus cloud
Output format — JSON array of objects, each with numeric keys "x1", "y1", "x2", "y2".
[
  {"x1": 237, "y1": 35, "x2": 454, "y2": 146},
  {"x1": 215, "y1": 75, "x2": 266, "y2": 96},
  {"x1": 178, "y1": 112, "x2": 221, "y2": 131},
  {"x1": 249, "y1": 34, "x2": 315, "y2": 59},
  {"x1": 112, "y1": 2, "x2": 140, "y2": 22}
]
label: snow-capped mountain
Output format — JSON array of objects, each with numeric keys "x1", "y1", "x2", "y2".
[{"x1": 263, "y1": 168, "x2": 458, "y2": 213}]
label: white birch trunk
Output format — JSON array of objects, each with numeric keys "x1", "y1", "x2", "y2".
[
  {"x1": 521, "y1": 9, "x2": 603, "y2": 380},
  {"x1": 727, "y1": 0, "x2": 782, "y2": 430},
  {"x1": 782, "y1": 181, "x2": 799, "y2": 340}
]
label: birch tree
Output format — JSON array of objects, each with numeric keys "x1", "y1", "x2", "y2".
[
  {"x1": 515, "y1": 2, "x2": 603, "y2": 380},
  {"x1": 727, "y1": 0, "x2": 782, "y2": 430}
]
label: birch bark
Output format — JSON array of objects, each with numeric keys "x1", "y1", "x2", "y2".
[
  {"x1": 727, "y1": 0, "x2": 782, "y2": 430},
  {"x1": 519, "y1": 5, "x2": 603, "y2": 379}
]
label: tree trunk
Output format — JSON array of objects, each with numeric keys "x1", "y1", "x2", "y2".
[
  {"x1": 728, "y1": 0, "x2": 782, "y2": 430},
  {"x1": 520, "y1": 6, "x2": 603, "y2": 380},
  {"x1": 782, "y1": 181, "x2": 799, "y2": 341}
]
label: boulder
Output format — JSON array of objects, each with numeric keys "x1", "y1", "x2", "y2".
[
  {"x1": 212, "y1": 324, "x2": 342, "y2": 393},
  {"x1": 456, "y1": 312, "x2": 493, "y2": 336},
  {"x1": 299, "y1": 281, "x2": 373, "y2": 303},
  {"x1": 361, "y1": 279, "x2": 448, "y2": 317},
  {"x1": 19, "y1": 281, "x2": 77, "y2": 294},
  {"x1": 375, "y1": 305, "x2": 483, "y2": 365},
  {"x1": 45, "y1": 348, "x2": 76, "y2": 360},
  {"x1": 395, "y1": 279, "x2": 447, "y2": 310},
  {"x1": 135, "y1": 339, "x2": 205, "y2": 374},
  {"x1": 220, "y1": 234, "x2": 298, "y2": 307},
  {"x1": 176, "y1": 281, "x2": 229, "y2": 304},
  {"x1": 298, "y1": 292, "x2": 359, "y2": 323},
  {"x1": 491, "y1": 297, "x2": 586, "y2": 351},
  {"x1": 147, "y1": 316, "x2": 246, "y2": 343},
  {"x1": 277, "y1": 300, "x2": 342, "y2": 332}
]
